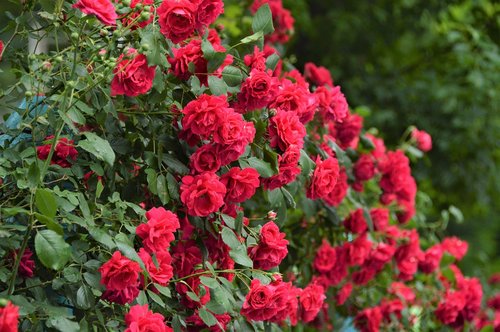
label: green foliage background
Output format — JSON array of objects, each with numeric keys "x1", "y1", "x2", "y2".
[{"x1": 284, "y1": 0, "x2": 500, "y2": 277}]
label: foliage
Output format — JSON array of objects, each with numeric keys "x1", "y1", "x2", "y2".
[{"x1": 0, "y1": 0, "x2": 498, "y2": 331}]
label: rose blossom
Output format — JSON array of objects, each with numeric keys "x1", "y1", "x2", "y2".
[
  {"x1": 324, "y1": 168, "x2": 348, "y2": 207},
  {"x1": 354, "y1": 154, "x2": 376, "y2": 181},
  {"x1": 138, "y1": 248, "x2": 174, "y2": 286},
  {"x1": 315, "y1": 85, "x2": 349, "y2": 123},
  {"x1": 194, "y1": 0, "x2": 224, "y2": 30},
  {"x1": 355, "y1": 306, "x2": 382, "y2": 332},
  {"x1": 268, "y1": 111, "x2": 306, "y2": 151},
  {"x1": 99, "y1": 251, "x2": 142, "y2": 291},
  {"x1": 73, "y1": 0, "x2": 118, "y2": 26},
  {"x1": 299, "y1": 283, "x2": 326, "y2": 323},
  {"x1": 236, "y1": 69, "x2": 278, "y2": 111},
  {"x1": 180, "y1": 94, "x2": 227, "y2": 140},
  {"x1": 249, "y1": 222, "x2": 288, "y2": 270},
  {"x1": 0, "y1": 301, "x2": 19, "y2": 332},
  {"x1": 37, "y1": 136, "x2": 78, "y2": 168},
  {"x1": 110, "y1": 49, "x2": 156, "y2": 97},
  {"x1": 136, "y1": 207, "x2": 180, "y2": 254},
  {"x1": 10, "y1": 248, "x2": 35, "y2": 278},
  {"x1": 369, "y1": 208, "x2": 389, "y2": 232},
  {"x1": 157, "y1": 0, "x2": 197, "y2": 44},
  {"x1": 125, "y1": 304, "x2": 172, "y2": 332},
  {"x1": 190, "y1": 144, "x2": 221, "y2": 173},
  {"x1": 304, "y1": 62, "x2": 333, "y2": 87},
  {"x1": 220, "y1": 167, "x2": 260, "y2": 203},
  {"x1": 313, "y1": 240, "x2": 337, "y2": 274},
  {"x1": 336, "y1": 282, "x2": 353, "y2": 305},
  {"x1": 411, "y1": 128, "x2": 432, "y2": 152},
  {"x1": 418, "y1": 244, "x2": 443, "y2": 274},
  {"x1": 343, "y1": 209, "x2": 368, "y2": 234},
  {"x1": 441, "y1": 236, "x2": 468, "y2": 261},
  {"x1": 180, "y1": 172, "x2": 226, "y2": 217},
  {"x1": 307, "y1": 156, "x2": 340, "y2": 200}
]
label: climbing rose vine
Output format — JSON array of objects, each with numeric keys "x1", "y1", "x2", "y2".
[{"x1": 0, "y1": 0, "x2": 498, "y2": 331}]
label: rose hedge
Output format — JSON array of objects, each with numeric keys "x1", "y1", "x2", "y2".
[{"x1": 0, "y1": 0, "x2": 498, "y2": 331}]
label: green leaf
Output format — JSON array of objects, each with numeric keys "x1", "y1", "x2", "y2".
[
  {"x1": 156, "y1": 174, "x2": 169, "y2": 204},
  {"x1": 299, "y1": 149, "x2": 315, "y2": 176},
  {"x1": 35, "y1": 230, "x2": 71, "y2": 270},
  {"x1": 116, "y1": 241, "x2": 144, "y2": 269},
  {"x1": 265, "y1": 53, "x2": 280, "y2": 71},
  {"x1": 35, "y1": 212, "x2": 63, "y2": 235},
  {"x1": 208, "y1": 76, "x2": 227, "y2": 96},
  {"x1": 221, "y1": 227, "x2": 241, "y2": 249},
  {"x1": 198, "y1": 308, "x2": 217, "y2": 327},
  {"x1": 76, "y1": 285, "x2": 95, "y2": 309},
  {"x1": 281, "y1": 187, "x2": 296, "y2": 209},
  {"x1": 222, "y1": 66, "x2": 243, "y2": 87},
  {"x1": 139, "y1": 26, "x2": 169, "y2": 67},
  {"x1": 200, "y1": 276, "x2": 219, "y2": 289},
  {"x1": 89, "y1": 227, "x2": 115, "y2": 250},
  {"x1": 221, "y1": 214, "x2": 235, "y2": 229},
  {"x1": 162, "y1": 155, "x2": 189, "y2": 175},
  {"x1": 147, "y1": 289, "x2": 166, "y2": 306},
  {"x1": 229, "y1": 246, "x2": 253, "y2": 268},
  {"x1": 240, "y1": 31, "x2": 264, "y2": 44},
  {"x1": 155, "y1": 284, "x2": 171, "y2": 298},
  {"x1": 35, "y1": 188, "x2": 57, "y2": 219},
  {"x1": 47, "y1": 317, "x2": 80, "y2": 332},
  {"x1": 27, "y1": 162, "x2": 40, "y2": 188},
  {"x1": 78, "y1": 132, "x2": 116, "y2": 166},
  {"x1": 166, "y1": 172, "x2": 180, "y2": 201},
  {"x1": 252, "y1": 3, "x2": 274, "y2": 35},
  {"x1": 240, "y1": 157, "x2": 274, "y2": 178}
]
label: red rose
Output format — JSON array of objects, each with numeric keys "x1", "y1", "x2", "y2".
[
  {"x1": 380, "y1": 299, "x2": 403, "y2": 322},
  {"x1": 102, "y1": 285, "x2": 140, "y2": 305},
  {"x1": 269, "y1": 79, "x2": 315, "y2": 123},
  {"x1": 157, "y1": 0, "x2": 197, "y2": 44},
  {"x1": 99, "y1": 251, "x2": 142, "y2": 291},
  {"x1": 180, "y1": 172, "x2": 226, "y2": 217},
  {"x1": 213, "y1": 111, "x2": 248, "y2": 145},
  {"x1": 125, "y1": 304, "x2": 172, "y2": 332},
  {"x1": 299, "y1": 284, "x2": 326, "y2": 323},
  {"x1": 73, "y1": 0, "x2": 118, "y2": 26},
  {"x1": 236, "y1": 69, "x2": 278, "y2": 111},
  {"x1": 315, "y1": 85, "x2": 349, "y2": 123},
  {"x1": 346, "y1": 233, "x2": 372, "y2": 266},
  {"x1": 389, "y1": 282, "x2": 415, "y2": 303},
  {"x1": 180, "y1": 94, "x2": 227, "y2": 140},
  {"x1": 171, "y1": 240, "x2": 203, "y2": 278},
  {"x1": 138, "y1": 248, "x2": 173, "y2": 286},
  {"x1": 418, "y1": 244, "x2": 443, "y2": 274},
  {"x1": 336, "y1": 282, "x2": 353, "y2": 305},
  {"x1": 220, "y1": 167, "x2": 260, "y2": 203},
  {"x1": 194, "y1": 0, "x2": 224, "y2": 30},
  {"x1": 136, "y1": 207, "x2": 180, "y2": 254},
  {"x1": 343, "y1": 208, "x2": 368, "y2": 234},
  {"x1": 304, "y1": 62, "x2": 333, "y2": 87},
  {"x1": 326, "y1": 246, "x2": 348, "y2": 286},
  {"x1": 10, "y1": 248, "x2": 35, "y2": 278},
  {"x1": 307, "y1": 156, "x2": 340, "y2": 200},
  {"x1": 249, "y1": 222, "x2": 288, "y2": 270},
  {"x1": 268, "y1": 111, "x2": 306, "y2": 152},
  {"x1": 435, "y1": 291, "x2": 466, "y2": 325},
  {"x1": 190, "y1": 144, "x2": 221, "y2": 173},
  {"x1": 37, "y1": 136, "x2": 78, "y2": 168},
  {"x1": 395, "y1": 230, "x2": 420, "y2": 281},
  {"x1": 411, "y1": 128, "x2": 432, "y2": 152},
  {"x1": 0, "y1": 301, "x2": 19, "y2": 332},
  {"x1": 354, "y1": 154, "x2": 376, "y2": 181},
  {"x1": 168, "y1": 39, "x2": 206, "y2": 82},
  {"x1": 324, "y1": 168, "x2": 348, "y2": 206},
  {"x1": 369, "y1": 208, "x2": 389, "y2": 232},
  {"x1": 354, "y1": 306, "x2": 382, "y2": 332},
  {"x1": 262, "y1": 162, "x2": 301, "y2": 190},
  {"x1": 241, "y1": 279, "x2": 294, "y2": 323},
  {"x1": 352, "y1": 266, "x2": 377, "y2": 285},
  {"x1": 313, "y1": 240, "x2": 337, "y2": 274},
  {"x1": 366, "y1": 242, "x2": 395, "y2": 271},
  {"x1": 333, "y1": 113, "x2": 363, "y2": 149},
  {"x1": 366, "y1": 133, "x2": 387, "y2": 161},
  {"x1": 459, "y1": 277, "x2": 483, "y2": 321},
  {"x1": 111, "y1": 49, "x2": 156, "y2": 97},
  {"x1": 442, "y1": 236, "x2": 468, "y2": 261}
]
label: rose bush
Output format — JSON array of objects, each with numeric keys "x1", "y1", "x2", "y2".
[{"x1": 0, "y1": 0, "x2": 498, "y2": 331}]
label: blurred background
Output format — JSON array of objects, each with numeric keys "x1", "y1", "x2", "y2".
[
  {"x1": 286, "y1": 0, "x2": 500, "y2": 277},
  {"x1": 1, "y1": 0, "x2": 499, "y2": 277}
]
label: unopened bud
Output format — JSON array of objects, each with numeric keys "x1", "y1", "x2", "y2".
[{"x1": 267, "y1": 211, "x2": 277, "y2": 221}]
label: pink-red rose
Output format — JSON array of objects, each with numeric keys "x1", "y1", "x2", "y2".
[
  {"x1": 220, "y1": 167, "x2": 260, "y2": 203},
  {"x1": 157, "y1": 0, "x2": 197, "y2": 44},
  {"x1": 180, "y1": 172, "x2": 226, "y2": 217},
  {"x1": 136, "y1": 207, "x2": 180, "y2": 254},
  {"x1": 249, "y1": 222, "x2": 289, "y2": 270},
  {"x1": 73, "y1": 0, "x2": 118, "y2": 26},
  {"x1": 299, "y1": 283, "x2": 326, "y2": 323},
  {"x1": 99, "y1": 251, "x2": 142, "y2": 291},
  {"x1": 0, "y1": 301, "x2": 19, "y2": 332},
  {"x1": 411, "y1": 128, "x2": 432, "y2": 152},
  {"x1": 307, "y1": 156, "x2": 340, "y2": 200},
  {"x1": 268, "y1": 111, "x2": 306, "y2": 152},
  {"x1": 111, "y1": 49, "x2": 156, "y2": 97},
  {"x1": 125, "y1": 304, "x2": 172, "y2": 332}
]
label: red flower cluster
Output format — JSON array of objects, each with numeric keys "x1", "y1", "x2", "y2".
[{"x1": 37, "y1": 136, "x2": 78, "y2": 168}]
